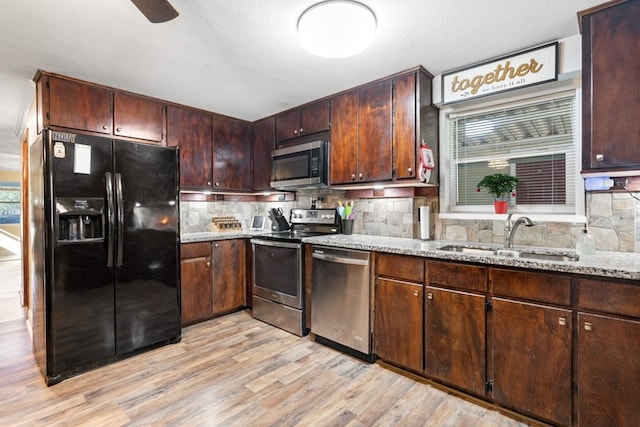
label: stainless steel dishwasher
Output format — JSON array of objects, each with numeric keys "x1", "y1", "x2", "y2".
[{"x1": 311, "y1": 245, "x2": 373, "y2": 361}]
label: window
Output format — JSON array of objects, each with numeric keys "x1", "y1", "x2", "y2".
[
  {"x1": 444, "y1": 91, "x2": 579, "y2": 216},
  {"x1": 0, "y1": 182, "x2": 20, "y2": 224}
]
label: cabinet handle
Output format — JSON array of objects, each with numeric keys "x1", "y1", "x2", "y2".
[
  {"x1": 116, "y1": 127, "x2": 122, "y2": 132},
  {"x1": 206, "y1": 261, "x2": 211, "y2": 267},
  {"x1": 595, "y1": 154, "x2": 605, "y2": 162},
  {"x1": 358, "y1": 173, "x2": 363, "y2": 180},
  {"x1": 300, "y1": 127, "x2": 304, "y2": 134},
  {"x1": 293, "y1": 129, "x2": 298, "y2": 135},
  {"x1": 413, "y1": 289, "x2": 420, "y2": 297},
  {"x1": 427, "y1": 292, "x2": 433, "y2": 300},
  {"x1": 407, "y1": 167, "x2": 413, "y2": 174},
  {"x1": 215, "y1": 182, "x2": 220, "y2": 187},
  {"x1": 584, "y1": 322, "x2": 593, "y2": 331},
  {"x1": 351, "y1": 173, "x2": 356, "y2": 180},
  {"x1": 558, "y1": 317, "x2": 567, "y2": 326},
  {"x1": 207, "y1": 181, "x2": 212, "y2": 186},
  {"x1": 214, "y1": 243, "x2": 219, "y2": 248},
  {"x1": 102, "y1": 125, "x2": 109, "y2": 130}
]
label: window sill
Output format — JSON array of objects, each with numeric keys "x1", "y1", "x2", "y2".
[{"x1": 439, "y1": 212, "x2": 587, "y2": 223}]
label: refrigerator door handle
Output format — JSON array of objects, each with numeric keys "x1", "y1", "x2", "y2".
[
  {"x1": 105, "y1": 172, "x2": 114, "y2": 267},
  {"x1": 115, "y1": 173, "x2": 124, "y2": 267}
]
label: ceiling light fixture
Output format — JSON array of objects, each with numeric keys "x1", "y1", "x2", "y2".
[{"x1": 297, "y1": 0, "x2": 377, "y2": 59}]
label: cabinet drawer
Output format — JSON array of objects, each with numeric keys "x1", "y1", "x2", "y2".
[
  {"x1": 427, "y1": 261, "x2": 487, "y2": 292},
  {"x1": 376, "y1": 253, "x2": 424, "y2": 283},
  {"x1": 490, "y1": 268, "x2": 571, "y2": 306},
  {"x1": 181, "y1": 242, "x2": 211, "y2": 259},
  {"x1": 577, "y1": 278, "x2": 640, "y2": 318}
]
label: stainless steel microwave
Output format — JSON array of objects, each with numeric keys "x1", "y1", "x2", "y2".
[{"x1": 270, "y1": 140, "x2": 329, "y2": 189}]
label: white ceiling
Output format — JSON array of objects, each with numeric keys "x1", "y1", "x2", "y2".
[{"x1": 0, "y1": 0, "x2": 604, "y2": 171}]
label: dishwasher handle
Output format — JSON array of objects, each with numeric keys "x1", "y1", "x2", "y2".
[{"x1": 312, "y1": 251, "x2": 369, "y2": 266}]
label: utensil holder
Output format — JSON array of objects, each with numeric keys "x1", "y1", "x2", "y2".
[{"x1": 341, "y1": 219, "x2": 353, "y2": 235}]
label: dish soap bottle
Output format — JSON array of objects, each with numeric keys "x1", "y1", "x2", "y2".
[{"x1": 577, "y1": 227, "x2": 596, "y2": 256}]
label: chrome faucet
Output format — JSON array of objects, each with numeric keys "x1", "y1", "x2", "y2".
[{"x1": 504, "y1": 213, "x2": 535, "y2": 248}]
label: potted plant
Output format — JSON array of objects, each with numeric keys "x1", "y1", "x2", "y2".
[{"x1": 477, "y1": 173, "x2": 520, "y2": 214}]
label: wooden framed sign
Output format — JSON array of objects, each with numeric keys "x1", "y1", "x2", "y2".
[{"x1": 442, "y1": 42, "x2": 558, "y2": 104}]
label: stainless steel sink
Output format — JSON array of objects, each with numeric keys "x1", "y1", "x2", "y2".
[
  {"x1": 438, "y1": 245, "x2": 499, "y2": 256},
  {"x1": 438, "y1": 245, "x2": 579, "y2": 262},
  {"x1": 516, "y1": 251, "x2": 579, "y2": 262}
]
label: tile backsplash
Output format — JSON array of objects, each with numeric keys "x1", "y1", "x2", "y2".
[{"x1": 181, "y1": 190, "x2": 639, "y2": 253}]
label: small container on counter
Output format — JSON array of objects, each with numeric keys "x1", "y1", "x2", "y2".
[{"x1": 576, "y1": 228, "x2": 596, "y2": 256}]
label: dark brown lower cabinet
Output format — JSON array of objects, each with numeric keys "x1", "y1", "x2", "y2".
[
  {"x1": 211, "y1": 239, "x2": 245, "y2": 315},
  {"x1": 374, "y1": 278, "x2": 423, "y2": 372},
  {"x1": 181, "y1": 242, "x2": 212, "y2": 325},
  {"x1": 180, "y1": 240, "x2": 245, "y2": 326},
  {"x1": 425, "y1": 286, "x2": 486, "y2": 396},
  {"x1": 577, "y1": 313, "x2": 640, "y2": 427},
  {"x1": 491, "y1": 298, "x2": 572, "y2": 426}
]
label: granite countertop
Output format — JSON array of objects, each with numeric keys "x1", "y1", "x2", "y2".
[
  {"x1": 301, "y1": 234, "x2": 640, "y2": 281},
  {"x1": 180, "y1": 231, "x2": 640, "y2": 280}
]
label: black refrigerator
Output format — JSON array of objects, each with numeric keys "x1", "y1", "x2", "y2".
[{"x1": 30, "y1": 129, "x2": 181, "y2": 385}]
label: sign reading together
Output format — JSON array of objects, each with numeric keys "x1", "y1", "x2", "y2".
[{"x1": 442, "y1": 43, "x2": 558, "y2": 104}]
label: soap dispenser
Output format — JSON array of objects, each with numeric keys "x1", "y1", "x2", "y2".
[{"x1": 577, "y1": 226, "x2": 596, "y2": 256}]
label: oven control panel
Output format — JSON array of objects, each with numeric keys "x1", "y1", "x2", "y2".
[{"x1": 290, "y1": 208, "x2": 337, "y2": 225}]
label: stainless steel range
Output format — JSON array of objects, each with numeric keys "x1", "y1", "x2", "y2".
[{"x1": 250, "y1": 208, "x2": 340, "y2": 336}]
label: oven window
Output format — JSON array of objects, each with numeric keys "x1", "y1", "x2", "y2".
[
  {"x1": 273, "y1": 153, "x2": 309, "y2": 181},
  {"x1": 254, "y1": 244, "x2": 300, "y2": 297}
]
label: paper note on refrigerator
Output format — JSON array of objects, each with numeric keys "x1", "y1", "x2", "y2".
[{"x1": 73, "y1": 144, "x2": 91, "y2": 174}]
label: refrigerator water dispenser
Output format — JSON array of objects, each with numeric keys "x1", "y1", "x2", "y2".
[{"x1": 56, "y1": 197, "x2": 104, "y2": 242}]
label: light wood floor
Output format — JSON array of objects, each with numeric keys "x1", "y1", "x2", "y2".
[{"x1": 0, "y1": 260, "x2": 532, "y2": 427}]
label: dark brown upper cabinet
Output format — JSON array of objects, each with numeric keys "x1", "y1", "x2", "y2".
[
  {"x1": 252, "y1": 116, "x2": 275, "y2": 191},
  {"x1": 329, "y1": 90, "x2": 359, "y2": 184},
  {"x1": 212, "y1": 116, "x2": 252, "y2": 190},
  {"x1": 580, "y1": 0, "x2": 640, "y2": 171},
  {"x1": 38, "y1": 72, "x2": 165, "y2": 145},
  {"x1": 166, "y1": 106, "x2": 213, "y2": 190},
  {"x1": 358, "y1": 79, "x2": 393, "y2": 183},
  {"x1": 43, "y1": 74, "x2": 113, "y2": 135},
  {"x1": 329, "y1": 68, "x2": 438, "y2": 186},
  {"x1": 275, "y1": 100, "x2": 330, "y2": 143},
  {"x1": 113, "y1": 92, "x2": 165, "y2": 143}
]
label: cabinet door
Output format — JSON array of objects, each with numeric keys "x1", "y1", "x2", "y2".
[
  {"x1": 358, "y1": 80, "x2": 392, "y2": 182},
  {"x1": 47, "y1": 75, "x2": 112, "y2": 134},
  {"x1": 167, "y1": 106, "x2": 213, "y2": 189},
  {"x1": 212, "y1": 117, "x2": 252, "y2": 190},
  {"x1": 425, "y1": 286, "x2": 486, "y2": 396},
  {"x1": 300, "y1": 100, "x2": 330, "y2": 136},
  {"x1": 374, "y1": 278, "x2": 423, "y2": 372},
  {"x1": 330, "y1": 91, "x2": 359, "y2": 184},
  {"x1": 181, "y1": 256, "x2": 212, "y2": 325},
  {"x1": 491, "y1": 298, "x2": 572, "y2": 426},
  {"x1": 212, "y1": 240, "x2": 245, "y2": 315},
  {"x1": 393, "y1": 73, "x2": 417, "y2": 180},
  {"x1": 275, "y1": 109, "x2": 301, "y2": 142},
  {"x1": 113, "y1": 92, "x2": 165, "y2": 143},
  {"x1": 577, "y1": 313, "x2": 640, "y2": 427},
  {"x1": 582, "y1": 1, "x2": 640, "y2": 170},
  {"x1": 252, "y1": 116, "x2": 275, "y2": 191}
]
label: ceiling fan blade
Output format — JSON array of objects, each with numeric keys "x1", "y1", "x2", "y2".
[{"x1": 131, "y1": 0, "x2": 179, "y2": 23}]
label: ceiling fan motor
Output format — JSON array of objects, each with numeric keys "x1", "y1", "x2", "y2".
[{"x1": 130, "y1": 0, "x2": 179, "y2": 23}]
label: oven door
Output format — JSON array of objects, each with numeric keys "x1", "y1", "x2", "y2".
[{"x1": 251, "y1": 239, "x2": 303, "y2": 309}]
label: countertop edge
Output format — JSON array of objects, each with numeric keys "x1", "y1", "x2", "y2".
[
  {"x1": 180, "y1": 232, "x2": 640, "y2": 281},
  {"x1": 301, "y1": 234, "x2": 640, "y2": 281}
]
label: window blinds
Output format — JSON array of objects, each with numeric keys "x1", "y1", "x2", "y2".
[{"x1": 448, "y1": 92, "x2": 576, "y2": 212}]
